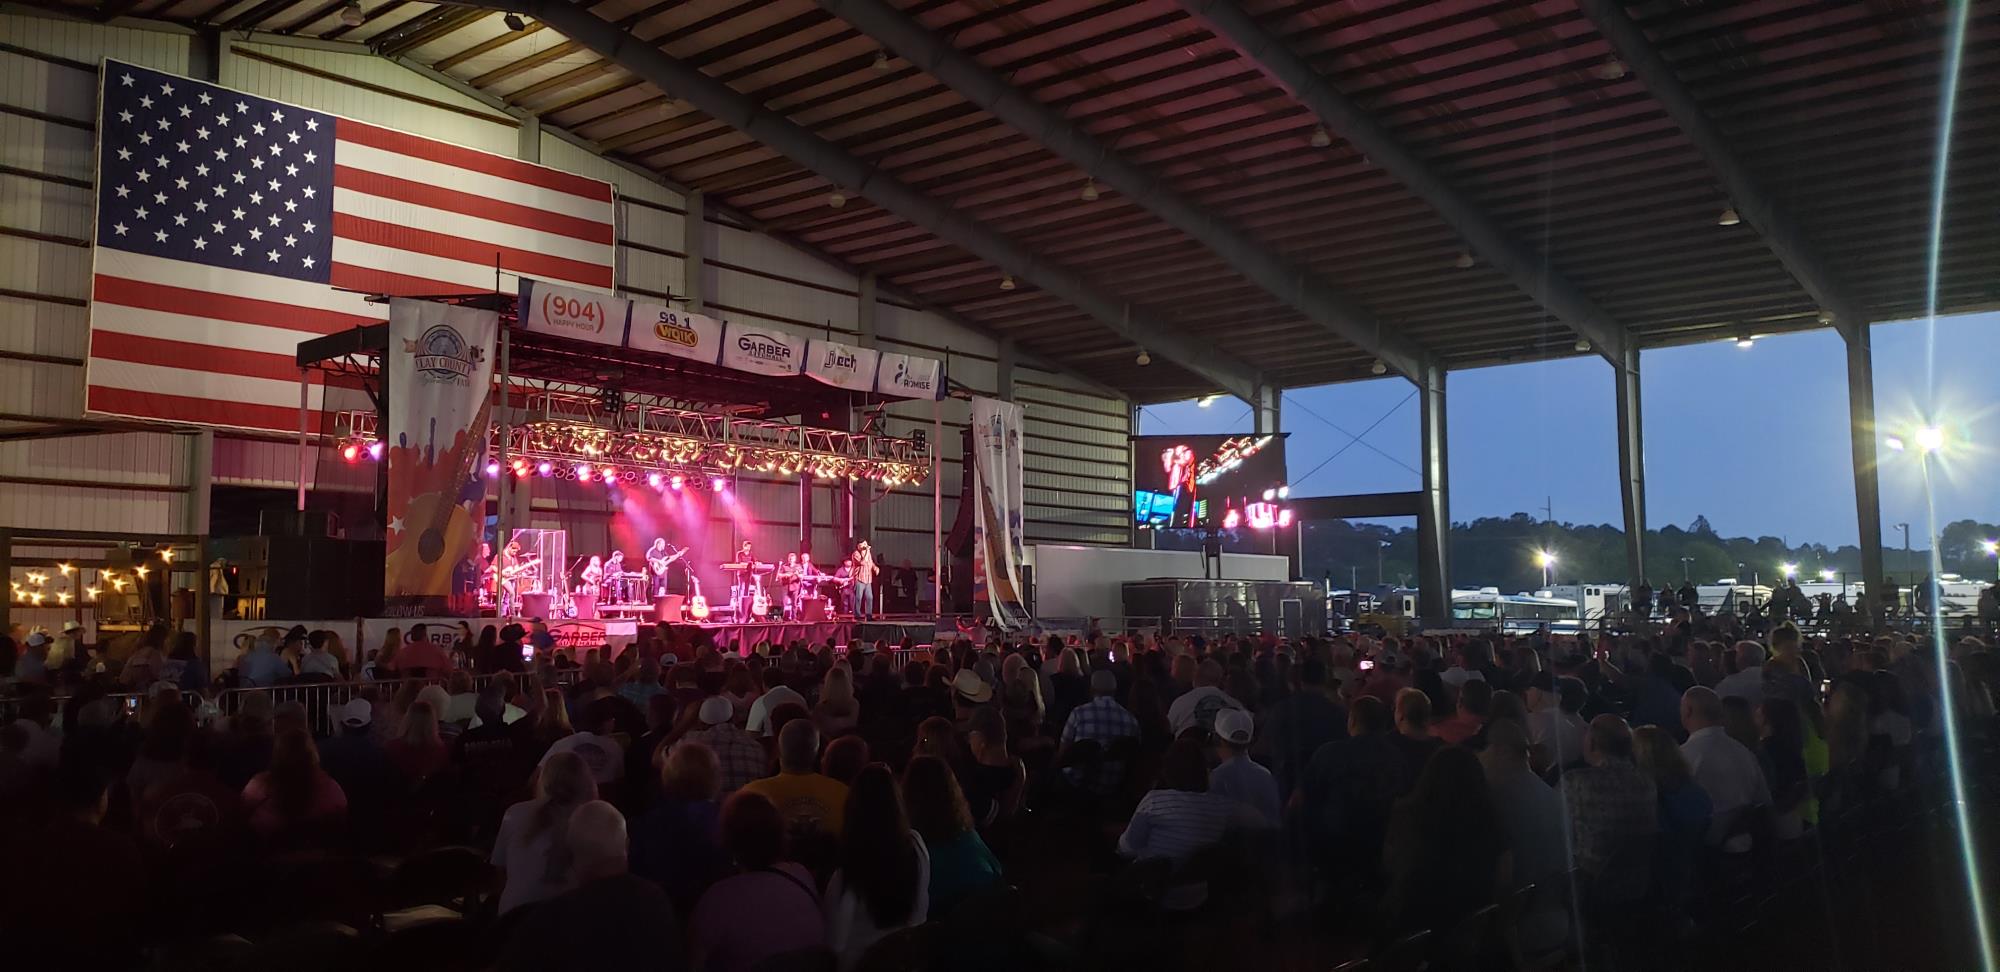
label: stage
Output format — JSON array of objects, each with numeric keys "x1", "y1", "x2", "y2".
[{"x1": 530, "y1": 613, "x2": 940, "y2": 656}]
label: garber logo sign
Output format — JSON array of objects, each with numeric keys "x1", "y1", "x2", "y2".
[{"x1": 736, "y1": 333, "x2": 793, "y2": 363}]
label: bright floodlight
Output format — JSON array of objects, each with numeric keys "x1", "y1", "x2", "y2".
[
  {"x1": 1534, "y1": 550, "x2": 1556, "y2": 568},
  {"x1": 1915, "y1": 425, "x2": 1946, "y2": 453},
  {"x1": 1983, "y1": 540, "x2": 1999, "y2": 556},
  {"x1": 1780, "y1": 562, "x2": 1798, "y2": 578},
  {"x1": 1883, "y1": 435, "x2": 1905, "y2": 451},
  {"x1": 1820, "y1": 569, "x2": 1837, "y2": 581}
]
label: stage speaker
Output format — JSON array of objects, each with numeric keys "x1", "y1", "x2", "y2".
[
  {"x1": 257, "y1": 536, "x2": 383, "y2": 618},
  {"x1": 571, "y1": 593, "x2": 597, "y2": 620},
  {"x1": 799, "y1": 597, "x2": 829, "y2": 623},
  {"x1": 259, "y1": 508, "x2": 339, "y2": 538},
  {"x1": 519, "y1": 592, "x2": 553, "y2": 619},
  {"x1": 653, "y1": 595, "x2": 684, "y2": 623}
]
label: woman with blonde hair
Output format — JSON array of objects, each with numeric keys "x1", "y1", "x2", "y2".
[
  {"x1": 492, "y1": 750, "x2": 598, "y2": 914},
  {"x1": 530, "y1": 687, "x2": 573, "y2": 760},
  {"x1": 386, "y1": 699, "x2": 449, "y2": 783},
  {"x1": 372, "y1": 627, "x2": 403, "y2": 679},
  {"x1": 816, "y1": 663, "x2": 860, "y2": 737}
]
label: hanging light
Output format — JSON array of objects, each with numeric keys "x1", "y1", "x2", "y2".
[
  {"x1": 827, "y1": 190, "x2": 847, "y2": 209},
  {"x1": 1453, "y1": 250, "x2": 1475, "y2": 269},
  {"x1": 1592, "y1": 59, "x2": 1627, "y2": 80},
  {"x1": 1717, "y1": 206, "x2": 1741, "y2": 226},
  {"x1": 1079, "y1": 179, "x2": 1099, "y2": 202},
  {"x1": 1735, "y1": 335, "x2": 1755, "y2": 349},
  {"x1": 873, "y1": 50, "x2": 891, "y2": 71},
  {"x1": 1135, "y1": 349, "x2": 1152, "y2": 366},
  {"x1": 1309, "y1": 127, "x2": 1331, "y2": 148},
  {"x1": 1575, "y1": 338, "x2": 1592, "y2": 352},
  {"x1": 339, "y1": 0, "x2": 365, "y2": 26},
  {"x1": 502, "y1": 12, "x2": 527, "y2": 31},
  {"x1": 999, "y1": 274, "x2": 1015, "y2": 291},
  {"x1": 1370, "y1": 359, "x2": 1387, "y2": 375}
]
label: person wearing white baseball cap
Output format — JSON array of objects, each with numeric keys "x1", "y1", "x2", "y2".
[
  {"x1": 677, "y1": 696, "x2": 767, "y2": 793},
  {"x1": 1210, "y1": 708, "x2": 1281, "y2": 828}
]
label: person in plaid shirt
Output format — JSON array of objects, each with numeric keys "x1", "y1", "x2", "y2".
[
  {"x1": 1559, "y1": 714, "x2": 1658, "y2": 878},
  {"x1": 1059, "y1": 671, "x2": 1140, "y2": 791},
  {"x1": 677, "y1": 697, "x2": 769, "y2": 794}
]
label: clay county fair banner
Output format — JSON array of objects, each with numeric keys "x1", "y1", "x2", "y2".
[
  {"x1": 84, "y1": 61, "x2": 614, "y2": 434},
  {"x1": 519, "y1": 279, "x2": 945, "y2": 399},
  {"x1": 970, "y1": 397, "x2": 1028, "y2": 628},
  {"x1": 384, "y1": 299, "x2": 498, "y2": 617}
]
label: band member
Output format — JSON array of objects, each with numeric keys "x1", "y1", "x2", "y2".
[
  {"x1": 579, "y1": 555, "x2": 603, "y2": 596},
  {"x1": 604, "y1": 550, "x2": 627, "y2": 602},
  {"x1": 776, "y1": 552, "x2": 802, "y2": 619},
  {"x1": 646, "y1": 538, "x2": 681, "y2": 596},
  {"x1": 850, "y1": 541, "x2": 879, "y2": 620},
  {"x1": 498, "y1": 540, "x2": 526, "y2": 616},
  {"x1": 731, "y1": 540, "x2": 756, "y2": 620}
]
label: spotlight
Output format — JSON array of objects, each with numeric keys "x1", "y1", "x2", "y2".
[
  {"x1": 648, "y1": 472, "x2": 663, "y2": 488},
  {"x1": 600, "y1": 466, "x2": 618, "y2": 482},
  {"x1": 537, "y1": 461, "x2": 553, "y2": 476},
  {"x1": 873, "y1": 50, "x2": 890, "y2": 71},
  {"x1": 1309, "y1": 127, "x2": 1331, "y2": 148},
  {"x1": 1735, "y1": 335, "x2": 1755, "y2": 349},
  {"x1": 1197, "y1": 394, "x2": 1219, "y2": 408},
  {"x1": 1277, "y1": 485, "x2": 1290, "y2": 499},
  {"x1": 1717, "y1": 206, "x2": 1741, "y2": 226},
  {"x1": 515, "y1": 464, "x2": 531, "y2": 479},
  {"x1": 669, "y1": 474, "x2": 685, "y2": 490},
  {"x1": 342, "y1": 443, "x2": 360, "y2": 462},
  {"x1": 1135, "y1": 349, "x2": 1151, "y2": 366},
  {"x1": 1080, "y1": 179, "x2": 1099, "y2": 202},
  {"x1": 339, "y1": 0, "x2": 364, "y2": 26},
  {"x1": 711, "y1": 476, "x2": 727, "y2": 492},
  {"x1": 1262, "y1": 488, "x2": 1276, "y2": 501},
  {"x1": 1370, "y1": 359, "x2": 1387, "y2": 375},
  {"x1": 999, "y1": 274, "x2": 1015, "y2": 291},
  {"x1": 1820, "y1": 568, "x2": 1838, "y2": 581},
  {"x1": 1453, "y1": 250, "x2": 1475, "y2": 269},
  {"x1": 502, "y1": 12, "x2": 526, "y2": 30},
  {"x1": 827, "y1": 190, "x2": 847, "y2": 209},
  {"x1": 366, "y1": 441, "x2": 383, "y2": 460},
  {"x1": 485, "y1": 462, "x2": 500, "y2": 477},
  {"x1": 575, "y1": 464, "x2": 592, "y2": 481},
  {"x1": 1575, "y1": 338, "x2": 1591, "y2": 352},
  {"x1": 1915, "y1": 426, "x2": 1945, "y2": 454}
]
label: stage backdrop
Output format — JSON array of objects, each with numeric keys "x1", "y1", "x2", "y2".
[
  {"x1": 385, "y1": 299, "x2": 498, "y2": 617},
  {"x1": 970, "y1": 397, "x2": 1028, "y2": 628}
]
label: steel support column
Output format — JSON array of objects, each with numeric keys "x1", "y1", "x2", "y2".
[
  {"x1": 516, "y1": 112, "x2": 541, "y2": 163},
  {"x1": 1614, "y1": 346, "x2": 1647, "y2": 587},
  {"x1": 1846, "y1": 326, "x2": 1887, "y2": 617},
  {"x1": 683, "y1": 189, "x2": 706, "y2": 313},
  {"x1": 850, "y1": 273, "x2": 878, "y2": 546},
  {"x1": 1416, "y1": 365, "x2": 1450, "y2": 625},
  {"x1": 995, "y1": 339, "x2": 1016, "y2": 403},
  {"x1": 1253, "y1": 384, "x2": 1281, "y2": 435}
]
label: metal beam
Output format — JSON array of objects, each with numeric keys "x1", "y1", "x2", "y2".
[
  {"x1": 1846, "y1": 327, "x2": 1886, "y2": 622},
  {"x1": 501, "y1": 0, "x2": 1262, "y2": 403},
  {"x1": 683, "y1": 189, "x2": 707, "y2": 313},
  {"x1": 1576, "y1": 0, "x2": 1867, "y2": 340},
  {"x1": 1415, "y1": 361, "x2": 1450, "y2": 624},
  {"x1": 1614, "y1": 344, "x2": 1647, "y2": 587},
  {"x1": 1178, "y1": 0, "x2": 1628, "y2": 366},
  {"x1": 819, "y1": 0, "x2": 1432, "y2": 381},
  {"x1": 1252, "y1": 383, "x2": 1280, "y2": 435}
]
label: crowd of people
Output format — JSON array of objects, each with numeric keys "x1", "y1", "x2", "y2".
[{"x1": 1, "y1": 607, "x2": 1994, "y2": 970}]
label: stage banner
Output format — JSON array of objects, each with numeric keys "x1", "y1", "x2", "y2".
[
  {"x1": 518, "y1": 278, "x2": 628, "y2": 347},
  {"x1": 385, "y1": 299, "x2": 499, "y2": 617},
  {"x1": 720, "y1": 320, "x2": 804, "y2": 377},
  {"x1": 970, "y1": 397, "x2": 1029, "y2": 628},
  {"x1": 804, "y1": 338, "x2": 880, "y2": 392},
  {"x1": 630, "y1": 299, "x2": 725, "y2": 364},
  {"x1": 876, "y1": 351, "x2": 944, "y2": 400}
]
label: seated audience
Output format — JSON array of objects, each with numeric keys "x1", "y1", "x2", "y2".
[
  {"x1": 492, "y1": 750, "x2": 598, "y2": 915},
  {"x1": 741, "y1": 719, "x2": 849, "y2": 837},
  {"x1": 690, "y1": 791, "x2": 827, "y2": 972},
  {"x1": 824, "y1": 764, "x2": 929, "y2": 969},
  {"x1": 904, "y1": 754, "x2": 1003, "y2": 917},
  {"x1": 241, "y1": 728, "x2": 347, "y2": 845},
  {"x1": 501, "y1": 801, "x2": 682, "y2": 972}
]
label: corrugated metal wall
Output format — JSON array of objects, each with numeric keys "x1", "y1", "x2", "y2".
[{"x1": 1, "y1": 13, "x2": 1131, "y2": 576}]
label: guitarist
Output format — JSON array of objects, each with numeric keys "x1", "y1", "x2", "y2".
[{"x1": 646, "y1": 538, "x2": 686, "y2": 596}]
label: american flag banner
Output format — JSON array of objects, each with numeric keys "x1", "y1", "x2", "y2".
[{"x1": 87, "y1": 60, "x2": 616, "y2": 435}]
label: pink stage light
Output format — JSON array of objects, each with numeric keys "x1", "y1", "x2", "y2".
[
  {"x1": 366, "y1": 441, "x2": 384, "y2": 460},
  {"x1": 710, "y1": 476, "x2": 727, "y2": 492},
  {"x1": 340, "y1": 443, "x2": 360, "y2": 462},
  {"x1": 601, "y1": 466, "x2": 618, "y2": 483},
  {"x1": 484, "y1": 462, "x2": 500, "y2": 477},
  {"x1": 574, "y1": 464, "x2": 593, "y2": 481},
  {"x1": 647, "y1": 472, "x2": 663, "y2": 489},
  {"x1": 537, "y1": 461, "x2": 553, "y2": 477},
  {"x1": 669, "y1": 474, "x2": 685, "y2": 491}
]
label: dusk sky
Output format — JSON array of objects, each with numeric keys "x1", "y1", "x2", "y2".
[{"x1": 1138, "y1": 312, "x2": 2000, "y2": 548}]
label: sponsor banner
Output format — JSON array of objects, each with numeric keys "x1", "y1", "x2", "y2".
[
  {"x1": 876, "y1": 351, "x2": 943, "y2": 400},
  {"x1": 385, "y1": 298, "x2": 498, "y2": 617},
  {"x1": 804, "y1": 338, "x2": 880, "y2": 392},
  {"x1": 970, "y1": 396, "x2": 1029, "y2": 629},
  {"x1": 720, "y1": 320, "x2": 804, "y2": 377},
  {"x1": 629, "y1": 299, "x2": 724, "y2": 364},
  {"x1": 518, "y1": 278, "x2": 627, "y2": 347}
]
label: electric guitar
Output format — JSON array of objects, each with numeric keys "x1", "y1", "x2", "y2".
[{"x1": 687, "y1": 574, "x2": 710, "y2": 620}]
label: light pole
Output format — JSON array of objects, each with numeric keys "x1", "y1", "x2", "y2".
[
  {"x1": 1535, "y1": 550, "x2": 1556, "y2": 589},
  {"x1": 1679, "y1": 556, "x2": 1695, "y2": 582},
  {"x1": 1377, "y1": 540, "x2": 1389, "y2": 589}
]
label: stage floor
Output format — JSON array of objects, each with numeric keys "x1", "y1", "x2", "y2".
[{"x1": 503, "y1": 612, "x2": 942, "y2": 656}]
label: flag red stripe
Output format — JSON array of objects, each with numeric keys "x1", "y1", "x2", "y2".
[
  {"x1": 92, "y1": 275, "x2": 382, "y2": 335},
  {"x1": 333, "y1": 165, "x2": 614, "y2": 246},
  {"x1": 89, "y1": 329, "x2": 374, "y2": 390},
  {"x1": 331, "y1": 213, "x2": 613, "y2": 290},
  {"x1": 336, "y1": 118, "x2": 614, "y2": 204},
  {"x1": 328, "y1": 262, "x2": 490, "y2": 298},
  {"x1": 86, "y1": 385, "x2": 333, "y2": 435}
]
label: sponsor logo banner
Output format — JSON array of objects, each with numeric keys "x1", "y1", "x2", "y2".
[
  {"x1": 804, "y1": 338, "x2": 880, "y2": 392},
  {"x1": 385, "y1": 299, "x2": 498, "y2": 617},
  {"x1": 876, "y1": 351, "x2": 943, "y2": 399},
  {"x1": 518, "y1": 279, "x2": 627, "y2": 347},
  {"x1": 719, "y1": 320, "x2": 803, "y2": 377},
  {"x1": 628, "y1": 300, "x2": 723, "y2": 364}
]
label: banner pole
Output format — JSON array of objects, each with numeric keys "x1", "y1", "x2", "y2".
[
  {"x1": 294, "y1": 366, "x2": 310, "y2": 530},
  {"x1": 494, "y1": 323, "x2": 512, "y2": 608},
  {"x1": 932, "y1": 397, "x2": 942, "y2": 621}
]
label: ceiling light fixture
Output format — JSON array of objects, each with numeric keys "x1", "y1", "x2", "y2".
[
  {"x1": 827, "y1": 190, "x2": 847, "y2": 209},
  {"x1": 1593, "y1": 59, "x2": 1627, "y2": 80},
  {"x1": 1454, "y1": 250, "x2": 1475, "y2": 269},
  {"x1": 1135, "y1": 349, "x2": 1152, "y2": 366},
  {"x1": 1575, "y1": 338, "x2": 1592, "y2": 352},
  {"x1": 999, "y1": 274, "x2": 1015, "y2": 291},
  {"x1": 1309, "y1": 127, "x2": 1331, "y2": 148},
  {"x1": 1370, "y1": 359, "x2": 1387, "y2": 375},
  {"x1": 1736, "y1": 335, "x2": 1755, "y2": 349},
  {"x1": 339, "y1": 0, "x2": 365, "y2": 26},
  {"x1": 873, "y1": 50, "x2": 891, "y2": 71},
  {"x1": 1717, "y1": 206, "x2": 1741, "y2": 226},
  {"x1": 502, "y1": 12, "x2": 527, "y2": 31},
  {"x1": 1079, "y1": 178, "x2": 1099, "y2": 201}
]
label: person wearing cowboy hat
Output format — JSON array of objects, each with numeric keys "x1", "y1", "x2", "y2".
[{"x1": 850, "y1": 541, "x2": 879, "y2": 621}]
